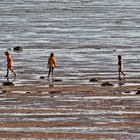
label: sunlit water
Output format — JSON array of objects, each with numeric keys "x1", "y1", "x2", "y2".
[
  {"x1": 0, "y1": 47, "x2": 140, "y2": 86},
  {"x1": 0, "y1": 0, "x2": 140, "y2": 47},
  {"x1": 0, "y1": 0, "x2": 140, "y2": 86}
]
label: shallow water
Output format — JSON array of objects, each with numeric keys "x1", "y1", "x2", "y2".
[
  {"x1": 0, "y1": 0, "x2": 140, "y2": 47},
  {"x1": 0, "y1": 47, "x2": 140, "y2": 86}
]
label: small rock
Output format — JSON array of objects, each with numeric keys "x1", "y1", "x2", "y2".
[
  {"x1": 135, "y1": 90, "x2": 140, "y2": 95},
  {"x1": 40, "y1": 76, "x2": 46, "y2": 79},
  {"x1": 38, "y1": 91, "x2": 42, "y2": 93},
  {"x1": 89, "y1": 77, "x2": 101, "y2": 82},
  {"x1": 49, "y1": 84, "x2": 54, "y2": 87},
  {"x1": 25, "y1": 10, "x2": 30, "y2": 13},
  {"x1": 13, "y1": 46, "x2": 23, "y2": 52},
  {"x1": 2, "y1": 90, "x2": 7, "y2": 93},
  {"x1": 53, "y1": 79, "x2": 63, "y2": 82},
  {"x1": 124, "y1": 91, "x2": 131, "y2": 93},
  {"x1": 97, "y1": 47, "x2": 101, "y2": 49},
  {"x1": 26, "y1": 91, "x2": 32, "y2": 95},
  {"x1": 101, "y1": 81, "x2": 113, "y2": 86}
]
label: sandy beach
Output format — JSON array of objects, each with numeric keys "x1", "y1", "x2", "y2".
[
  {"x1": 0, "y1": 0, "x2": 140, "y2": 139},
  {"x1": 0, "y1": 45, "x2": 140, "y2": 139},
  {"x1": 0, "y1": 82, "x2": 139, "y2": 139}
]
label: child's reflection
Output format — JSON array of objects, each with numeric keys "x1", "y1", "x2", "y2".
[{"x1": 48, "y1": 79, "x2": 54, "y2": 87}]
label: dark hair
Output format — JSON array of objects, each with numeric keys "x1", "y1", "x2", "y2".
[
  {"x1": 5, "y1": 51, "x2": 9, "y2": 55},
  {"x1": 50, "y1": 53, "x2": 54, "y2": 57},
  {"x1": 118, "y1": 55, "x2": 121, "y2": 59}
]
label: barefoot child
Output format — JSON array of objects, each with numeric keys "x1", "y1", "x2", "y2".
[
  {"x1": 5, "y1": 51, "x2": 16, "y2": 78},
  {"x1": 118, "y1": 55, "x2": 125, "y2": 78},
  {"x1": 47, "y1": 53, "x2": 56, "y2": 79}
]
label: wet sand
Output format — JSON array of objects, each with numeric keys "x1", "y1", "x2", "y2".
[{"x1": 0, "y1": 84, "x2": 140, "y2": 139}]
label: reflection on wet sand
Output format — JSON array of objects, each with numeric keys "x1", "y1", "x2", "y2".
[
  {"x1": 0, "y1": 85, "x2": 139, "y2": 139},
  {"x1": 118, "y1": 77, "x2": 125, "y2": 87},
  {"x1": 48, "y1": 79, "x2": 54, "y2": 87},
  {"x1": 2, "y1": 77, "x2": 16, "y2": 86}
]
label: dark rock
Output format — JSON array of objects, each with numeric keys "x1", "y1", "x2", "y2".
[
  {"x1": 26, "y1": 91, "x2": 32, "y2": 95},
  {"x1": 25, "y1": 10, "x2": 30, "y2": 13},
  {"x1": 101, "y1": 81, "x2": 113, "y2": 86},
  {"x1": 124, "y1": 91, "x2": 131, "y2": 93},
  {"x1": 38, "y1": 91, "x2": 42, "y2": 93},
  {"x1": 53, "y1": 79, "x2": 63, "y2": 82},
  {"x1": 49, "y1": 84, "x2": 54, "y2": 87},
  {"x1": 40, "y1": 76, "x2": 46, "y2": 79},
  {"x1": 3, "y1": 82, "x2": 14, "y2": 86},
  {"x1": 135, "y1": 90, "x2": 140, "y2": 94},
  {"x1": 13, "y1": 46, "x2": 23, "y2": 52},
  {"x1": 49, "y1": 91, "x2": 57, "y2": 94},
  {"x1": 97, "y1": 47, "x2": 101, "y2": 49},
  {"x1": 2, "y1": 90, "x2": 7, "y2": 93},
  {"x1": 89, "y1": 77, "x2": 101, "y2": 82}
]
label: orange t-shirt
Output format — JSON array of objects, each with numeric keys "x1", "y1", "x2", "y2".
[
  {"x1": 7, "y1": 54, "x2": 13, "y2": 67},
  {"x1": 48, "y1": 56, "x2": 56, "y2": 68}
]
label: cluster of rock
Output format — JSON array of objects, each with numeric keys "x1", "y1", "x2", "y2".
[
  {"x1": 13, "y1": 46, "x2": 23, "y2": 52},
  {"x1": 89, "y1": 77, "x2": 113, "y2": 86}
]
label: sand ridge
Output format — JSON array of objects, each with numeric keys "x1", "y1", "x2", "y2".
[{"x1": 0, "y1": 84, "x2": 139, "y2": 139}]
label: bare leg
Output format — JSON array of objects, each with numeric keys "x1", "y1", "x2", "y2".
[
  {"x1": 5, "y1": 68, "x2": 9, "y2": 77},
  {"x1": 10, "y1": 67, "x2": 16, "y2": 77},
  {"x1": 48, "y1": 67, "x2": 51, "y2": 79},
  {"x1": 118, "y1": 69, "x2": 121, "y2": 78},
  {"x1": 52, "y1": 67, "x2": 54, "y2": 79},
  {"x1": 121, "y1": 71, "x2": 125, "y2": 77},
  {"x1": 118, "y1": 66, "x2": 125, "y2": 78}
]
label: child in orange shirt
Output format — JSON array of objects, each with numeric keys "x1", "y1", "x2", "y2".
[
  {"x1": 47, "y1": 53, "x2": 56, "y2": 79},
  {"x1": 5, "y1": 51, "x2": 16, "y2": 78}
]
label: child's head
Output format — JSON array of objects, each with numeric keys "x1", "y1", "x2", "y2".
[
  {"x1": 50, "y1": 53, "x2": 54, "y2": 57},
  {"x1": 118, "y1": 55, "x2": 121, "y2": 59},
  {"x1": 5, "y1": 51, "x2": 9, "y2": 56}
]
